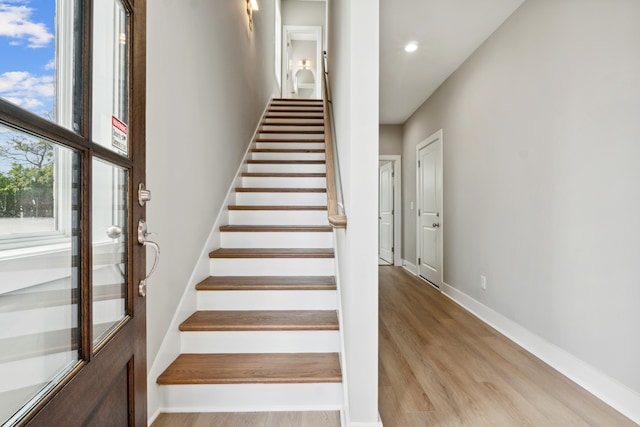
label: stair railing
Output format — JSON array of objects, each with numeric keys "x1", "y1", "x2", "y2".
[{"x1": 322, "y1": 51, "x2": 347, "y2": 228}]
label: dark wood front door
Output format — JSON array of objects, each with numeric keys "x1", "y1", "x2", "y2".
[{"x1": 0, "y1": 0, "x2": 147, "y2": 425}]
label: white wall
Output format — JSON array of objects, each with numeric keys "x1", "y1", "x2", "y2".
[
  {"x1": 379, "y1": 125, "x2": 402, "y2": 156},
  {"x1": 282, "y1": 0, "x2": 326, "y2": 30},
  {"x1": 328, "y1": 0, "x2": 380, "y2": 425},
  {"x1": 403, "y1": 0, "x2": 640, "y2": 403},
  {"x1": 146, "y1": 0, "x2": 278, "y2": 415}
]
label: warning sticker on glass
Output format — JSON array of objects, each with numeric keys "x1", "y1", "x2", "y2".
[{"x1": 112, "y1": 116, "x2": 128, "y2": 155}]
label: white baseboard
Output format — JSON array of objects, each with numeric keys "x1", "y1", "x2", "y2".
[
  {"x1": 440, "y1": 281, "x2": 640, "y2": 425},
  {"x1": 401, "y1": 260, "x2": 418, "y2": 276},
  {"x1": 347, "y1": 414, "x2": 383, "y2": 427}
]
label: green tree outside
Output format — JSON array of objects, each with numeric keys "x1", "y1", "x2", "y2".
[{"x1": 0, "y1": 136, "x2": 54, "y2": 218}]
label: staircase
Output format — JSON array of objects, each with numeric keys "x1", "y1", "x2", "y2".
[{"x1": 157, "y1": 98, "x2": 343, "y2": 413}]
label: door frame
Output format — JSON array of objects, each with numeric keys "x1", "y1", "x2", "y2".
[
  {"x1": 379, "y1": 155, "x2": 402, "y2": 266},
  {"x1": 416, "y1": 130, "x2": 443, "y2": 287},
  {"x1": 0, "y1": 0, "x2": 148, "y2": 424},
  {"x1": 281, "y1": 25, "x2": 323, "y2": 99}
]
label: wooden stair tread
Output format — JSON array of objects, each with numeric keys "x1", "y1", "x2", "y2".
[
  {"x1": 251, "y1": 149, "x2": 325, "y2": 153},
  {"x1": 228, "y1": 205, "x2": 327, "y2": 211},
  {"x1": 272, "y1": 98, "x2": 323, "y2": 102},
  {"x1": 241, "y1": 173, "x2": 326, "y2": 177},
  {"x1": 220, "y1": 225, "x2": 332, "y2": 232},
  {"x1": 261, "y1": 122, "x2": 324, "y2": 127},
  {"x1": 255, "y1": 138, "x2": 325, "y2": 143},
  {"x1": 264, "y1": 115, "x2": 324, "y2": 120},
  {"x1": 180, "y1": 310, "x2": 339, "y2": 331},
  {"x1": 269, "y1": 108, "x2": 323, "y2": 112},
  {"x1": 235, "y1": 187, "x2": 326, "y2": 193},
  {"x1": 227, "y1": 205, "x2": 327, "y2": 211},
  {"x1": 259, "y1": 129, "x2": 325, "y2": 134},
  {"x1": 209, "y1": 248, "x2": 334, "y2": 259},
  {"x1": 246, "y1": 159, "x2": 325, "y2": 164},
  {"x1": 157, "y1": 353, "x2": 341, "y2": 385},
  {"x1": 196, "y1": 276, "x2": 336, "y2": 291}
]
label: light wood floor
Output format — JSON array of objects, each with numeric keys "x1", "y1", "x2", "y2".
[
  {"x1": 151, "y1": 266, "x2": 637, "y2": 426},
  {"x1": 379, "y1": 266, "x2": 637, "y2": 427},
  {"x1": 151, "y1": 411, "x2": 340, "y2": 427}
]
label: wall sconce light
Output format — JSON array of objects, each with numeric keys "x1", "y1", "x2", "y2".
[
  {"x1": 299, "y1": 59, "x2": 311, "y2": 69},
  {"x1": 246, "y1": 0, "x2": 259, "y2": 31}
]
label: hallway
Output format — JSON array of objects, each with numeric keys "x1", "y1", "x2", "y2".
[{"x1": 378, "y1": 266, "x2": 636, "y2": 426}]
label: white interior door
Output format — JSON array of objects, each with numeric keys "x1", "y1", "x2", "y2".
[
  {"x1": 417, "y1": 131, "x2": 442, "y2": 287},
  {"x1": 379, "y1": 161, "x2": 394, "y2": 264}
]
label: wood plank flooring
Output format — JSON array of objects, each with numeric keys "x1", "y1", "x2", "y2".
[
  {"x1": 152, "y1": 266, "x2": 635, "y2": 426},
  {"x1": 378, "y1": 266, "x2": 637, "y2": 427},
  {"x1": 151, "y1": 411, "x2": 340, "y2": 427}
]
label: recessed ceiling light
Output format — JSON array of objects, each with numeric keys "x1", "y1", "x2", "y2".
[{"x1": 404, "y1": 42, "x2": 418, "y2": 53}]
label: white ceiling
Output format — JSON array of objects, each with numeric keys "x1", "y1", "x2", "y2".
[{"x1": 379, "y1": 0, "x2": 525, "y2": 124}]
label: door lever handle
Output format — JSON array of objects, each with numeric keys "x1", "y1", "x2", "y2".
[
  {"x1": 432, "y1": 222, "x2": 440, "y2": 228},
  {"x1": 137, "y1": 219, "x2": 160, "y2": 297}
]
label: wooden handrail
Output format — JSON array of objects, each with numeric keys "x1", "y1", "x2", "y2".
[{"x1": 322, "y1": 60, "x2": 347, "y2": 229}]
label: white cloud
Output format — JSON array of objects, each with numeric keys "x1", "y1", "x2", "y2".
[
  {"x1": 0, "y1": 71, "x2": 54, "y2": 113},
  {"x1": 0, "y1": 1, "x2": 53, "y2": 48},
  {"x1": 44, "y1": 59, "x2": 54, "y2": 70}
]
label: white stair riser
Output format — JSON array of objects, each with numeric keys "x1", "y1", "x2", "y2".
[
  {"x1": 235, "y1": 192, "x2": 327, "y2": 206},
  {"x1": 220, "y1": 232, "x2": 333, "y2": 249},
  {"x1": 241, "y1": 177, "x2": 326, "y2": 188},
  {"x1": 198, "y1": 290, "x2": 337, "y2": 311},
  {"x1": 255, "y1": 142, "x2": 324, "y2": 150},
  {"x1": 246, "y1": 163, "x2": 326, "y2": 174},
  {"x1": 210, "y1": 258, "x2": 334, "y2": 276},
  {"x1": 159, "y1": 383, "x2": 342, "y2": 413},
  {"x1": 180, "y1": 330, "x2": 339, "y2": 353},
  {"x1": 228, "y1": 210, "x2": 328, "y2": 226},
  {"x1": 251, "y1": 152, "x2": 325, "y2": 161}
]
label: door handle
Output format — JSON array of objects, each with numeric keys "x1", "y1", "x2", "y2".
[
  {"x1": 432, "y1": 222, "x2": 440, "y2": 228},
  {"x1": 137, "y1": 219, "x2": 160, "y2": 297}
]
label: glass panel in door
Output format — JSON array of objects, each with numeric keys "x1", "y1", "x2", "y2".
[
  {"x1": 0, "y1": 0, "x2": 83, "y2": 133},
  {"x1": 91, "y1": 158, "x2": 127, "y2": 347},
  {"x1": 92, "y1": 0, "x2": 130, "y2": 156},
  {"x1": 0, "y1": 126, "x2": 80, "y2": 425}
]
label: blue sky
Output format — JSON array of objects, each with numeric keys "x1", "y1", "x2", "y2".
[
  {"x1": 0, "y1": 0, "x2": 55, "y2": 172},
  {"x1": 0, "y1": 0, "x2": 55, "y2": 116}
]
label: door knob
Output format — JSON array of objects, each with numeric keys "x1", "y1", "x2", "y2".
[{"x1": 432, "y1": 222, "x2": 440, "y2": 228}]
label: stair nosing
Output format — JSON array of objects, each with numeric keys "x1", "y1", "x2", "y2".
[
  {"x1": 157, "y1": 353, "x2": 342, "y2": 385},
  {"x1": 228, "y1": 205, "x2": 327, "y2": 211},
  {"x1": 208, "y1": 248, "x2": 335, "y2": 259},
  {"x1": 196, "y1": 276, "x2": 336, "y2": 291},
  {"x1": 179, "y1": 310, "x2": 339, "y2": 332},
  {"x1": 241, "y1": 173, "x2": 326, "y2": 177},
  {"x1": 235, "y1": 187, "x2": 326, "y2": 193},
  {"x1": 220, "y1": 225, "x2": 332, "y2": 232}
]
